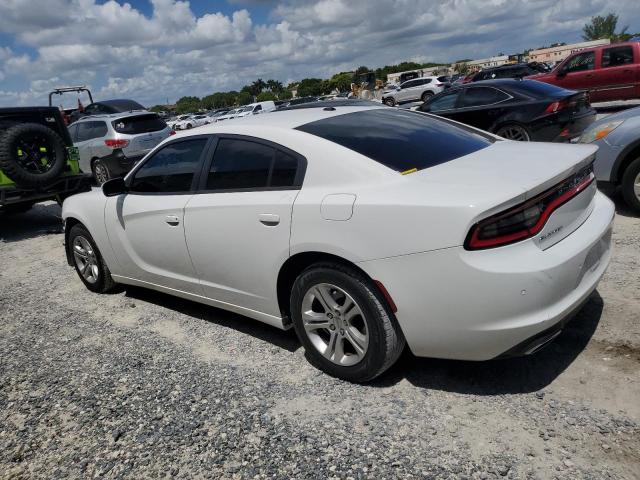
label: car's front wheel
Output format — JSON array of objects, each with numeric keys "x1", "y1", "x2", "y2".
[
  {"x1": 383, "y1": 97, "x2": 395, "y2": 107},
  {"x1": 290, "y1": 263, "x2": 405, "y2": 382},
  {"x1": 621, "y1": 156, "x2": 640, "y2": 213},
  {"x1": 68, "y1": 224, "x2": 116, "y2": 293}
]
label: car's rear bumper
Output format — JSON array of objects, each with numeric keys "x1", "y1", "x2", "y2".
[
  {"x1": 357, "y1": 191, "x2": 615, "y2": 360},
  {"x1": 101, "y1": 149, "x2": 144, "y2": 177}
]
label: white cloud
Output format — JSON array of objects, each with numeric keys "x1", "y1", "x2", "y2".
[{"x1": 0, "y1": 0, "x2": 638, "y2": 106}]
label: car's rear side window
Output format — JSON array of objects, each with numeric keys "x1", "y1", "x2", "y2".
[
  {"x1": 296, "y1": 109, "x2": 492, "y2": 173},
  {"x1": 113, "y1": 114, "x2": 167, "y2": 134},
  {"x1": 206, "y1": 138, "x2": 304, "y2": 190}
]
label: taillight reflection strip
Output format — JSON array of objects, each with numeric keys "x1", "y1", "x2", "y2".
[{"x1": 466, "y1": 171, "x2": 595, "y2": 250}]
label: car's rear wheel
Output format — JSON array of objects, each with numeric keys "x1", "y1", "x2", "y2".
[
  {"x1": 621, "y1": 156, "x2": 640, "y2": 213},
  {"x1": 383, "y1": 97, "x2": 395, "y2": 107},
  {"x1": 68, "y1": 224, "x2": 116, "y2": 293},
  {"x1": 290, "y1": 262, "x2": 405, "y2": 382},
  {"x1": 421, "y1": 91, "x2": 434, "y2": 102},
  {"x1": 495, "y1": 124, "x2": 531, "y2": 141},
  {"x1": 92, "y1": 158, "x2": 111, "y2": 186}
]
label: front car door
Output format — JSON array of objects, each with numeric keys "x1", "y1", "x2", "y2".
[
  {"x1": 184, "y1": 135, "x2": 305, "y2": 319},
  {"x1": 555, "y1": 51, "x2": 598, "y2": 99},
  {"x1": 596, "y1": 45, "x2": 636, "y2": 101},
  {"x1": 397, "y1": 79, "x2": 418, "y2": 102},
  {"x1": 104, "y1": 136, "x2": 210, "y2": 294}
]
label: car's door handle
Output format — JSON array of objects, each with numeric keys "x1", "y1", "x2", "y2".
[
  {"x1": 258, "y1": 213, "x2": 280, "y2": 226},
  {"x1": 165, "y1": 215, "x2": 180, "y2": 226}
]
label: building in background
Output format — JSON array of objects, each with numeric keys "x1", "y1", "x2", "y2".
[
  {"x1": 466, "y1": 55, "x2": 509, "y2": 72},
  {"x1": 528, "y1": 39, "x2": 610, "y2": 65}
]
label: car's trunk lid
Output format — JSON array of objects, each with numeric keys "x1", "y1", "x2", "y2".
[{"x1": 412, "y1": 140, "x2": 598, "y2": 248}]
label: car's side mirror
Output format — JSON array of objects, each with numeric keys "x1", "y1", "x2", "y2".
[{"x1": 102, "y1": 177, "x2": 127, "y2": 197}]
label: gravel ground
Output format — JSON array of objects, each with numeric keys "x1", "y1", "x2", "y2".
[{"x1": 0, "y1": 197, "x2": 639, "y2": 480}]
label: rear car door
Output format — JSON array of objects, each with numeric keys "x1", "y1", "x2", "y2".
[
  {"x1": 397, "y1": 79, "x2": 418, "y2": 102},
  {"x1": 75, "y1": 121, "x2": 105, "y2": 172},
  {"x1": 104, "y1": 137, "x2": 209, "y2": 294},
  {"x1": 184, "y1": 136, "x2": 305, "y2": 317},
  {"x1": 555, "y1": 51, "x2": 598, "y2": 99},
  {"x1": 596, "y1": 45, "x2": 636, "y2": 101}
]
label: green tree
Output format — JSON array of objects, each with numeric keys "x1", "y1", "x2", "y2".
[
  {"x1": 236, "y1": 91, "x2": 253, "y2": 105},
  {"x1": 266, "y1": 79, "x2": 284, "y2": 93},
  {"x1": 149, "y1": 105, "x2": 165, "y2": 113},
  {"x1": 279, "y1": 90, "x2": 293, "y2": 100},
  {"x1": 175, "y1": 96, "x2": 201, "y2": 114},
  {"x1": 327, "y1": 72, "x2": 353, "y2": 92},
  {"x1": 297, "y1": 78, "x2": 325, "y2": 96},
  {"x1": 256, "y1": 91, "x2": 276, "y2": 102},
  {"x1": 582, "y1": 13, "x2": 631, "y2": 42}
]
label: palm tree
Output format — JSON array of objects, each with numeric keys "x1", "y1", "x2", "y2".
[
  {"x1": 250, "y1": 79, "x2": 267, "y2": 95},
  {"x1": 266, "y1": 79, "x2": 283, "y2": 93},
  {"x1": 582, "y1": 13, "x2": 631, "y2": 42}
]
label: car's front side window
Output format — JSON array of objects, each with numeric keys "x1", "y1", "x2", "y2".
[
  {"x1": 129, "y1": 138, "x2": 207, "y2": 194},
  {"x1": 563, "y1": 52, "x2": 595, "y2": 73}
]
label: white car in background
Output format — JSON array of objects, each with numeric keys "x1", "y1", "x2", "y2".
[
  {"x1": 62, "y1": 105, "x2": 613, "y2": 383},
  {"x1": 382, "y1": 76, "x2": 446, "y2": 106},
  {"x1": 173, "y1": 114, "x2": 208, "y2": 130},
  {"x1": 236, "y1": 101, "x2": 277, "y2": 117},
  {"x1": 215, "y1": 109, "x2": 241, "y2": 122}
]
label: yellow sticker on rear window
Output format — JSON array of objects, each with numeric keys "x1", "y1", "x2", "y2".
[{"x1": 400, "y1": 168, "x2": 417, "y2": 175}]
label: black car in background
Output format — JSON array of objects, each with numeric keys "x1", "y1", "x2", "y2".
[
  {"x1": 470, "y1": 62, "x2": 551, "y2": 82},
  {"x1": 418, "y1": 79, "x2": 596, "y2": 142},
  {"x1": 70, "y1": 99, "x2": 147, "y2": 123}
]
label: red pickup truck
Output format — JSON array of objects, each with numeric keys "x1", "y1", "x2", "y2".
[{"x1": 526, "y1": 42, "x2": 640, "y2": 102}]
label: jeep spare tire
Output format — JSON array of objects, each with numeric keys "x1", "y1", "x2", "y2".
[{"x1": 0, "y1": 123, "x2": 67, "y2": 188}]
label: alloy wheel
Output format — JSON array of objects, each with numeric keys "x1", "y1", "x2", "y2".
[
  {"x1": 15, "y1": 134, "x2": 56, "y2": 173},
  {"x1": 496, "y1": 125, "x2": 531, "y2": 141},
  {"x1": 93, "y1": 162, "x2": 109, "y2": 185},
  {"x1": 301, "y1": 283, "x2": 369, "y2": 366},
  {"x1": 72, "y1": 235, "x2": 100, "y2": 284},
  {"x1": 634, "y1": 171, "x2": 640, "y2": 201}
]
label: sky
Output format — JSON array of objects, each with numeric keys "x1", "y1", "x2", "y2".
[{"x1": 0, "y1": 0, "x2": 638, "y2": 108}]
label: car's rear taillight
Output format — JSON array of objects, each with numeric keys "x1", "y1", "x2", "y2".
[
  {"x1": 544, "y1": 100, "x2": 569, "y2": 113},
  {"x1": 465, "y1": 166, "x2": 595, "y2": 250},
  {"x1": 104, "y1": 139, "x2": 129, "y2": 149}
]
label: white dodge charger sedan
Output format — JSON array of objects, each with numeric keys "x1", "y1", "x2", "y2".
[{"x1": 62, "y1": 104, "x2": 614, "y2": 382}]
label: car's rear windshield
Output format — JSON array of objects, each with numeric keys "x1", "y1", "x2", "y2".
[
  {"x1": 511, "y1": 80, "x2": 574, "y2": 97},
  {"x1": 112, "y1": 114, "x2": 167, "y2": 134},
  {"x1": 295, "y1": 109, "x2": 492, "y2": 173}
]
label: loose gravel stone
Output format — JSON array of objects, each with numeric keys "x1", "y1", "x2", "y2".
[{"x1": 0, "y1": 202, "x2": 639, "y2": 479}]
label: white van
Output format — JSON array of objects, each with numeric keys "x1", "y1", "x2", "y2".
[{"x1": 236, "y1": 101, "x2": 277, "y2": 118}]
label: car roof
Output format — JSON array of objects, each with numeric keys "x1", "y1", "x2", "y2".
[
  {"x1": 96, "y1": 99, "x2": 146, "y2": 109},
  {"x1": 71, "y1": 110, "x2": 157, "y2": 123},
  {"x1": 175, "y1": 105, "x2": 388, "y2": 133}
]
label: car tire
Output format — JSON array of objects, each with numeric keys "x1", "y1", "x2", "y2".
[
  {"x1": 421, "y1": 91, "x2": 434, "y2": 102},
  {"x1": 68, "y1": 224, "x2": 116, "y2": 293},
  {"x1": 383, "y1": 97, "x2": 396, "y2": 107},
  {"x1": 621, "y1": 156, "x2": 640, "y2": 213},
  {"x1": 495, "y1": 123, "x2": 531, "y2": 141},
  {"x1": 0, "y1": 122, "x2": 67, "y2": 188},
  {"x1": 186, "y1": 123, "x2": 192, "y2": 129},
  {"x1": 91, "y1": 158, "x2": 111, "y2": 186},
  {"x1": 290, "y1": 262, "x2": 405, "y2": 383}
]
